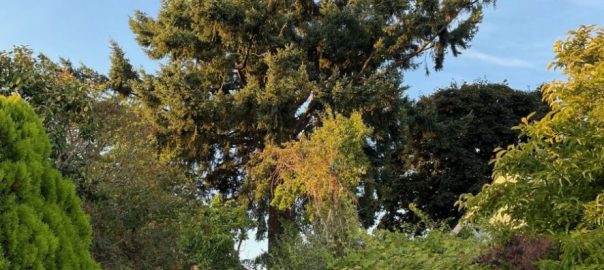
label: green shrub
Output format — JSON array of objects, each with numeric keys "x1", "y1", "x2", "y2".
[
  {"x1": 264, "y1": 223, "x2": 338, "y2": 270},
  {"x1": 458, "y1": 25, "x2": 604, "y2": 270},
  {"x1": 179, "y1": 195, "x2": 252, "y2": 270},
  {"x1": 334, "y1": 230, "x2": 488, "y2": 270},
  {"x1": 0, "y1": 94, "x2": 99, "y2": 269},
  {"x1": 264, "y1": 205, "x2": 489, "y2": 270}
]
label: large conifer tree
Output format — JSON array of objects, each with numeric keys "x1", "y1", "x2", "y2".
[
  {"x1": 127, "y1": 0, "x2": 495, "y2": 248},
  {"x1": 0, "y1": 94, "x2": 98, "y2": 269}
]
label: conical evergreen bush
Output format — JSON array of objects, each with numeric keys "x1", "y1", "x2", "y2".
[{"x1": 0, "y1": 94, "x2": 98, "y2": 269}]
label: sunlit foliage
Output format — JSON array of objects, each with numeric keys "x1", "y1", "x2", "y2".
[
  {"x1": 460, "y1": 25, "x2": 604, "y2": 268},
  {"x1": 0, "y1": 94, "x2": 98, "y2": 269},
  {"x1": 249, "y1": 112, "x2": 370, "y2": 221}
]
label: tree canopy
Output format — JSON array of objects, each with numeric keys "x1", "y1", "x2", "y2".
[
  {"x1": 128, "y1": 0, "x2": 495, "y2": 245},
  {"x1": 378, "y1": 83, "x2": 548, "y2": 230},
  {"x1": 0, "y1": 47, "x2": 105, "y2": 198}
]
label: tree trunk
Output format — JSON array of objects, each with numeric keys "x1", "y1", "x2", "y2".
[{"x1": 267, "y1": 204, "x2": 293, "y2": 254}]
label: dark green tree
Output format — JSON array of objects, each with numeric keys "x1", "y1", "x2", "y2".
[
  {"x1": 128, "y1": 0, "x2": 494, "y2": 249},
  {"x1": 378, "y1": 83, "x2": 548, "y2": 230},
  {"x1": 108, "y1": 41, "x2": 140, "y2": 97},
  {"x1": 0, "y1": 94, "x2": 99, "y2": 269}
]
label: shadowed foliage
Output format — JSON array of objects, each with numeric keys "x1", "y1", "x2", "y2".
[{"x1": 378, "y1": 82, "x2": 548, "y2": 230}]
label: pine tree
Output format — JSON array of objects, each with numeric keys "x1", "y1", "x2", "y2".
[
  {"x1": 0, "y1": 94, "x2": 99, "y2": 269},
  {"x1": 127, "y1": 0, "x2": 495, "y2": 250},
  {"x1": 108, "y1": 41, "x2": 139, "y2": 97}
]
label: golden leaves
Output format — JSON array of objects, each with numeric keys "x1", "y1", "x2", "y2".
[{"x1": 250, "y1": 111, "x2": 370, "y2": 220}]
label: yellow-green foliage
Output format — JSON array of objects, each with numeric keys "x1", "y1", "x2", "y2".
[
  {"x1": 461, "y1": 25, "x2": 604, "y2": 232},
  {"x1": 250, "y1": 112, "x2": 370, "y2": 221},
  {"x1": 460, "y1": 25, "x2": 604, "y2": 268},
  {"x1": 0, "y1": 94, "x2": 98, "y2": 269}
]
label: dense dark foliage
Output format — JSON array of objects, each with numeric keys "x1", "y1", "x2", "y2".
[{"x1": 378, "y1": 83, "x2": 548, "y2": 230}]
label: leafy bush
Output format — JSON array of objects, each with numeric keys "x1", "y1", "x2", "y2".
[
  {"x1": 459, "y1": 25, "x2": 604, "y2": 269},
  {"x1": 264, "y1": 224, "x2": 337, "y2": 270},
  {"x1": 179, "y1": 195, "x2": 253, "y2": 270},
  {"x1": 264, "y1": 204, "x2": 489, "y2": 270},
  {"x1": 334, "y1": 229, "x2": 488, "y2": 270},
  {"x1": 536, "y1": 229, "x2": 604, "y2": 269}
]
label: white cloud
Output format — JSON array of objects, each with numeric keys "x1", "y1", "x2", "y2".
[{"x1": 464, "y1": 50, "x2": 536, "y2": 69}]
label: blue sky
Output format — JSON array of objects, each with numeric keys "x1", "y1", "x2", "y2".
[
  {"x1": 404, "y1": 0, "x2": 604, "y2": 97},
  {"x1": 1, "y1": 0, "x2": 603, "y2": 260}
]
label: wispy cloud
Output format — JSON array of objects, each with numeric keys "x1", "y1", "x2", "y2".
[
  {"x1": 464, "y1": 50, "x2": 536, "y2": 69},
  {"x1": 569, "y1": 0, "x2": 604, "y2": 9}
]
